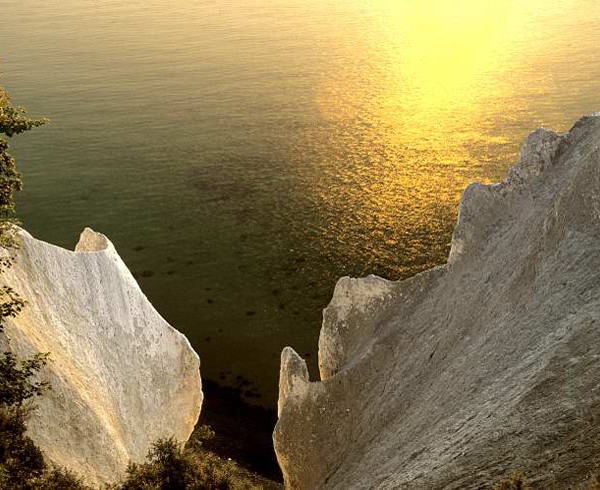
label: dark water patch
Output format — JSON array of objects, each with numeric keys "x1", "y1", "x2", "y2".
[
  {"x1": 133, "y1": 270, "x2": 154, "y2": 279},
  {"x1": 199, "y1": 380, "x2": 282, "y2": 482}
]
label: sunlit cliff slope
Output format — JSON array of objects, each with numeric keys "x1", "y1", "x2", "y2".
[
  {"x1": 275, "y1": 114, "x2": 600, "y2": 489},
  {"x1": 0, "y1": 228, "x2": 202, "y2": 486}
]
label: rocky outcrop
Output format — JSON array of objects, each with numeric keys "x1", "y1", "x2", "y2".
[
  {"x1": 274, "y1": 114, "x2": 600, "y2": 489},
  {"x1": 1, "y1": 229, "x2": 202, "y2": 486}
]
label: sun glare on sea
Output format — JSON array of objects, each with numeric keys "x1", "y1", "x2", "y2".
[
  {"x1": 318, "y1": 0, "x2": 556, "y2": 142},
  {"x1": 308, "y1": 0, "x2": 580, "y2": 276},
  {"x1": 3, "y1": 0, "x2": 599, "y2": 410}
]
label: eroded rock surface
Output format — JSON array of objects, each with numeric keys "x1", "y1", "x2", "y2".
[
  {"x1": 274, "y1": 115, "x2": 600, "y2": 489},
  {"x1": 1, "y1": 228, "x2": 202, "y2": 486}
]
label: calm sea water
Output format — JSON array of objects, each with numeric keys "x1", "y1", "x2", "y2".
[{"x1": 2, "y1": 0, "x2": 600, "y2": 407}]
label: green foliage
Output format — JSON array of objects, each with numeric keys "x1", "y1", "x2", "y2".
[
  {"x1": 0, "y1": 78, "x2": 46, "y2": 333},
  {"x1": 30, "y1": 467, "x2": 88, "y2": 490},
  {"x1": 0, "y1": 405, "x2": 85, "y2": 490},
  {"x1": 0, "y1": 82, "x2": 46, "y2": 253},
  {"x1": 0, "y1": 285, "x2": 25, "y2": 333},
  {"x1": 0, "y1": 406, "x2": 46, "y2": 489},
  {"x1": 0, "y1": 351, "x2": 50, "y2": 407},
  {"x1": 186, "y1": 423, "x2": 216, "y2": 452},
  {"x1": 121, "y1": 438, "x2": 189, "y2": 490},
  {"x1": 0, "y1": 102, "x2": 47, "y2": 138},
  {"x1": 0, "y1": 78, "x2": 63, "y2": 490},
  {"x1": 0, "y1": 138, "x2": 23, "y2": 227},
  {"x1": 119, "y1": 435, "x2": 259, "y2": 490},
  {"x1": 0, "y1": 360, "x2": 63, "y2": 490}
]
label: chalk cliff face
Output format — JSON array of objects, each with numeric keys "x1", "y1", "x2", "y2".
[
  {"x1": 1, "y1": 229, "x2": 202, "y2": 486},
  {"x1": 274, "y1": 114, "x2": 600, "y2": 489}
]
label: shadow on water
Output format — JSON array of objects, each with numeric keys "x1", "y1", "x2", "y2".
[{"x1": 197, "y1": 379, "x2": 283, "y2": 483}]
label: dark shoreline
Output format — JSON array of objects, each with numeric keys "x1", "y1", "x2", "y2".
[{"x1": 196, "y1": 379, "x2": 283, "y2": 483}]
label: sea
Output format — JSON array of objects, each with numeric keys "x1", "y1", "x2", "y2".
[{"x1": 2, "y1": 0, "x2": 600, "y2": 475}]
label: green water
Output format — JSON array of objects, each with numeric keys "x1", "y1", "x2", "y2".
[{"x1": 2, "y1": 0, "x2": 600, "y2": 407}]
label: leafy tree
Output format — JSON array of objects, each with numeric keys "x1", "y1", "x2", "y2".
[
  {"x1": 0, "y1": 78, "x2": 47, "y2": 332},
  {"x1": 0, "y1": 76, "x2": 64, "y2": 490},
  {"x1": 0, "y1": 406, "x2": 46, "y2": 488},
  {"x1": 0, "y1": 76, "x2": 49, "y2": 407},
  {"x1": 0, "y1": 351, "x2": 50, "y2": 407},
  {"x1": 0, "y1": 82, "x2": 46, "y2": 263}
]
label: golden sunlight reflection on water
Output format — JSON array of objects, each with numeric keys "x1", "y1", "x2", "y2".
[
  {"x1": 2, "y1": 0, "x2": 600, "y2": 406},
  {"x1": 306, "y1": 0, "x2": 591, "y2": 276}
]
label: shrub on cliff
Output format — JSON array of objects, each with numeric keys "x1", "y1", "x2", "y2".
[
  {"x1": 0, "y1": 349, "x2": 85, "y2": 489},
  {"x1": 0, "y1": 75, "x2": 48, "y2": 370},
  {"x1": 0, "y1": 80, "x2": 46, "y2": 255},
  {"x1": 0, "y1": 76, "x2": 48, "y2": 490},
  {"x1": 0, "y1": 406, "x2": 45, "y2": 488},
  {"x1": 0, "y1": 77, "x2": 85, "y2": 490},
  {"x1": 0, "y1": 406, "x2": 85, "y2": 490},
  {"x1": 119, "y1": 429, "x2": 260, "y2": 490},
  {"x1": 0, "y1": 351, "x2": 50, "y2": 406}
]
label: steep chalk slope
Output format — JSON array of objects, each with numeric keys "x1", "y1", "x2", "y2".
[
  {"x1": 1, "y1": 229, "x2": 202, "y2": 486},
  {"x1": 275, "y1": 115, "x2": 600, "y2": 489}
]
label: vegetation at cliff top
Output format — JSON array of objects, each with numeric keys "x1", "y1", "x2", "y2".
[
  {"x1": 0, "y1": 75, "x2": 86, "y2": 490},
  {"x1": 0, "y1": 76, "x2": 92, "y2": 490},
  {"x1": 0, "y1": 74, "x2": 47, "y2": 336}
]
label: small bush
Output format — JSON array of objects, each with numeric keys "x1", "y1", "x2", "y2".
[
  {"x1": 0, "y1": 351, "x2": 50, "y2": 407},
  {"x1": 119, "y1": 436, "x2": 259, "y2": 490},
  {"x1": 0, "y1": 406, "x2": 87, "y2": 490},
  {"x1": 0, "y1": 406, "x2": 45, "y2": 489},
  {"x1": 32, "y1": 467, "x2": 88, "y2": 490}
]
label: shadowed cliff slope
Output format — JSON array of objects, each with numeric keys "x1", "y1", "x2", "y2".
[{"x1": 275, "y1": 114, "x2": 600, "y2": 489}]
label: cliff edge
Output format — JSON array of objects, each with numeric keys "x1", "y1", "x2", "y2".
[
  {"x1": 274, "y1": 114, "x2": 600, "y2": 488},
  {"x1": 0, "y1": 228, "x2": 202, "y2": 486}
]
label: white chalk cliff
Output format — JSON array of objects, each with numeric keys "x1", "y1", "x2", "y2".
[
  {"x1": 274, "y1": 114, "x2": 600, "y2": 488},
  {"x1": 0, "y1": 228, "x2": 202, "y2": 486}
]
